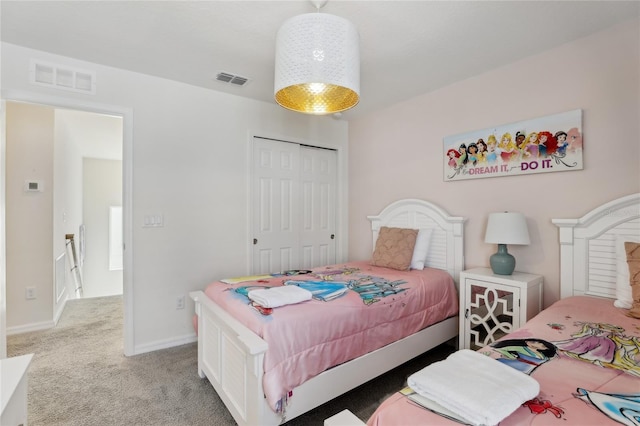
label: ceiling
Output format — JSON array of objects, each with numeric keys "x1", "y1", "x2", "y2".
[{"x1": 2, "y1": 1, "x2": 639, "y2": 119}]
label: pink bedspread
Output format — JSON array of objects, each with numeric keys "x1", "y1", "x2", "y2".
[
  {"x1": 202, "y1": 261, "x2": 458, "y2": 411},
  {"x1": 367, "y1": 296, "x2": 640, "y2": 426}
]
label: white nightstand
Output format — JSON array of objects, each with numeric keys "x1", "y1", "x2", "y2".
[
  {"x1": 459, "y1": 268, "x2": 543, "y2": 350},
  {"x1": 1, "y1": 353, "x2": 33, "y2": 426}
]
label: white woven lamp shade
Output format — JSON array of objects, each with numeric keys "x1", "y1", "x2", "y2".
[{"x1": 274, "y1": 12, "x2": 360, "y2": 115}]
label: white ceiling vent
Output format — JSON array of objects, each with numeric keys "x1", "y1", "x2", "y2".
[
  {"x1": 30, "y1": 59, "x2": 96, "y2": 94},
  {"x1": 215, "y1": 72, "x2": 249, "y2": 87}
]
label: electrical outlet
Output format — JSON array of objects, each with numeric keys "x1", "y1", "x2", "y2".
[
  {"x1": 26, "y1": 287, "x2": 36, "y2": 300},
  {"x1": 176, "y1": 295, "x2": 185, "y2": 310}
]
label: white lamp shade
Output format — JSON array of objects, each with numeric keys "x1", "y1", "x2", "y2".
[
  {"x1": 484, "y1": 212, "x2": 531, "y2": 245},
  {"x1": 274, "y1": 12, "x2": 360, "y2": 115}
]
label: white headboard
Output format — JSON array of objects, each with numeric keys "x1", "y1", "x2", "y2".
[
  {"x1": 367, "y1": 199, "x2": 466, "y2": 284},
  {"x1": 553, "y1": 193, "x2": 640, "y2": 299}
]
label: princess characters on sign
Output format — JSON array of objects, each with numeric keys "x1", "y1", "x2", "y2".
[
  {"x1": 498, "y1": 132, "x2": 518, "y2": 163},
  {"x1": 476, "y1": 139, "x2": 488, "y2": 164},
  {"x1": 467, "y1": 141, "x2": 479, "y2": 166},
  {"x1": 446, "y1": 148, "x2": 460, "y2": 169},
  {"x1": 567, "y1": 127, "x2": 583, "y2": 151},
  {"x1": 555, "y1": 131, "x2": 568, "y2": 155},
  {"x1": 485, "y1": 135, "x2": 499, "y2": 163},
  {"x1": 445, "y1": 125, "x2": 582, "y2": 180},
  {"x1": 521, "y1": 132, "x2": 539, "y2": 159},
  {"x1": 537, "y1": 131, "x2": 558, "y2": 157},
  {"x1": 457, "y1": 143, "x2": 468, "y2": 167}
]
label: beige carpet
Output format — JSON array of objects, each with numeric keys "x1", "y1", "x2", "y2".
[{"x1": 7, "y1": 296, "x2": 454, "y2": 425}]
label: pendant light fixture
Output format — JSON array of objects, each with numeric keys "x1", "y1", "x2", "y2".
[{"x1": 274, "y1": 0, "x2": 360, "y2": 115}]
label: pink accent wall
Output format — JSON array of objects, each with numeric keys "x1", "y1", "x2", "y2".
[{"x1": 348, "y1": 19, "x2": 640, "y2": 307}]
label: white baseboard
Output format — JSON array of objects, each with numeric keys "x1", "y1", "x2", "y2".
[
  {"x1": 7, "y1": 320, "x2": 55, "y2": 336},
  {"x1": 53, "y1": 297, "x2": 68, "y2": 326},
  {"x1": 133, "y1": 332, "x2": 197, "y2": 356}
]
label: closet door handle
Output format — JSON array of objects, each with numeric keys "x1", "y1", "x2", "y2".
[
  {"x1": 330, "y1": 234, "x2": 335, "y2": 240},
  {"x1": 253, "y1": 238, "x2": 258, "y2": 245}
]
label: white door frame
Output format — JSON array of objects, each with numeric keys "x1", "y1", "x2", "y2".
[
  {"x1": 0, "y1": 99, "x2": 7, "y2": 358},
  {"x1": 0, "y1": 89, "x2": 134, "y2": 356}
]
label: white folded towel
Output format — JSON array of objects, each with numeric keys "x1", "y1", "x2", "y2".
[
  {"x1": 407, "y1": 349, "x2": 540, "y2": 426},
  {"x1": 247, "y1": 285, "x2": 312, "y2": 308}
]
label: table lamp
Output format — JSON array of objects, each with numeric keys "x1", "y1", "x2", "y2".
[{"x1": 484, "y1": 212, "x2": 530, "y2": 275}]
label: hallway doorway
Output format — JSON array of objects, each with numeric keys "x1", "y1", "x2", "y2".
[
  {"x1": 1, "y1": 92, "x2": 134, "y2": 357},
  {"x1": 6, "y1": 102, "x2": 123, "y2": 325}
]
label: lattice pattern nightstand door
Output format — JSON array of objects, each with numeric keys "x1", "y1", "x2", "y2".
[{"x1": 459, "y1": 268, "x2": 543, "y2": 350}]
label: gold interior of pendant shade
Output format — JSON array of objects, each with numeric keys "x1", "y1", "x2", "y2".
[
  {"x1": 274, "y1": 11, "x2": 360, "y2": 115},
  {"x1": 275, "y1": 83, "x2": 359, "y2": 115}
]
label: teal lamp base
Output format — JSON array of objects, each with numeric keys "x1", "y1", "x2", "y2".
[{"x1": 490, "y1": 244, "x2": 516, "y2": 275}]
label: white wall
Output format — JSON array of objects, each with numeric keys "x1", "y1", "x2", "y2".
[
  {"x1": 5, "y1": 102, "x2": 54, "y2": 329},
  {"x1": 348, "y1": 19, "x2": 640, "y2": 307},
  {"x1": 56, "y1": 108, "x2": 123, "y2": 161},
  {"x1": 1, "y1": 42, "x2": 349, "y2": 354},
  {"x1": 83, "y1": 158, "x2": 123, "y2": 298}
]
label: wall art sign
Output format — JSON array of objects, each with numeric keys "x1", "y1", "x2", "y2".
[{"x1": 444, "y1": 109, "x2": 583, "y2": 181}]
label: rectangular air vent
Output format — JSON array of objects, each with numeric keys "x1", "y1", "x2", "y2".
[
  {"x1": 215, "y1": 71, "x2": 249, "y2": 87},
  {"x1": 229, "y1": 76, "x2": 248, "y2": 86},
  {"x1": 30, "y1": 59, "x2": 96, "y2": 94}
]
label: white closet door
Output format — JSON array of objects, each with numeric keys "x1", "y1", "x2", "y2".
[
  {"x1": 252, "y1": 138, "x2": 337, "y2": 274},
  {"x1": 252, "y1": 138, "x2": 300, "y2": 275},
  {"x1": 299, "y1": 146, "x2": 337, "y2": 268}
]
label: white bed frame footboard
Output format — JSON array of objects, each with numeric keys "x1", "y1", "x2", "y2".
[{"x1": 190, "y1": 198, "x2": 465, "y2": 426}]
